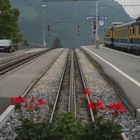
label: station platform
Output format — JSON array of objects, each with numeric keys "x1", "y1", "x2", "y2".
[{"x1": 82, "y1": 45, "x2": 140, "y2": 117}]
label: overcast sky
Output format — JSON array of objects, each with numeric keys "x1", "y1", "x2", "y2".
[{"x1": 115, "y1": 0, "x2": 140, "y2": 18}]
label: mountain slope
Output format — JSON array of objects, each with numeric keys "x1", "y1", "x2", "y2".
[{"x1": 11, "y1": 0, "x2": 131, "y2": 48}]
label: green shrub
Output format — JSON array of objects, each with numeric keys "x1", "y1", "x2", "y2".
[
  {"x1": 47, "y1": 112, "x2": 85, "y2": 140},
  {"x1": 83, "y1": 117, "x2": 122, "y2": 140},
  {"x1": 15, "y1": 113, "x2": 122, "y2": 140},
  {"x1": 15, "y1": 119, "x2": 48, "y2": 140}
]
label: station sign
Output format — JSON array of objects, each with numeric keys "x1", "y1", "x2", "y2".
[
  {"x1": 86, "y1": 16, "x2": 107, "y2": 21},
  {"x1": 99, "y1": 20, "x2": 104, "y2": 26}
]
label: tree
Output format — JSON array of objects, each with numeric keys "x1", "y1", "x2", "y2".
[
  {"x1": 0, "y1": 0, "x2": 21, "y2": 43},
  {"x1": 136, "y1": 16, "x2": 140, "y2": 21},
  {"x1": 52, "y1": 38, "x2": 63, "y2": 48}
]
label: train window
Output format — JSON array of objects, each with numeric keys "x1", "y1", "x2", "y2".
[
  {"x1": 139, "y1": 25, "x2": 140, "y2": 35},
  {"x1": 133, "y1": 27, "x2": 135, "y2": 35},
  {"x1": 129, "y1": 29, "x2": 131, "y2": 36}
]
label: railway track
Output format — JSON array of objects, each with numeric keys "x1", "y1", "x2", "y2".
[
  {"x1": 48, "y1": 48, "x2": 128, "y2": 139},
  {"x1": 0, "y1": 49, "x2": 50, "y2": 75},
  {"x1": 0, "y1": 48, "x2": 128, "y2": 140},
  {"x1": 49, "y1": 49, "x2": 94, "y2": 123},
  {"x1": 0, "y1": 48, "x2": 64, "y2": 130}
]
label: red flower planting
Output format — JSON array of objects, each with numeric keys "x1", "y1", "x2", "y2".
[
  {"x1": 11, "y1": 96, "x2": 25, "y2": 104},
  {"x1": 96, "y1": 100, "x2": 105, "y2": 110},
  {"x1": 88, "y1": 100, "x2": 105, "y2": 111},
  {"x1": 23, "y1": 97, "x2": 46, "y2": 111},
  {"x1": 84, "y1": 88, "x2": 128, "y2": 120},
  {"x1": 88, "y1": 102, "x2": 95, "y2": 110},
  {"x1": 10, "y1": 96, "x2": 26, "y2": 110},
  {"x1": 38, "y1": 98, "x2": 46, "y2": 106},
  {"x1": 30, "y1": 96, "x2": 35, "y2": 103},
  {"x1": 84, "y1": 88, "x2": 91, "y2": 96},
  {"x1": 24, "y1": 102, "x2": 28, "y2": 108},
  {"x1": 108, "y1": 102, "x2": 128, "y2": 113}
]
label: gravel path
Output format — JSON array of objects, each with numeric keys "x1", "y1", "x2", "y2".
[
  {"x1": 0, "y1": 48, "x2": 69, "y2": 140},
  {"x1": 76, "y1": 49, "x2": 140, "y2": 140}
]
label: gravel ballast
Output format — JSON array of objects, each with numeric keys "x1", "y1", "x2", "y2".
[
  {"x1": 0, "y1": 48, "x2": 140, "y2": 140},
  {"x1": 76, "y1": 49, "x2": 140, "y2": 140},
  {"x1": 0, "y1": 48, "x2": 69, "y2": 140}
]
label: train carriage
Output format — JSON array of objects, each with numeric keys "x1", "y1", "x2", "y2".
[
  {"x1": 104, "y1": 20, "x2": 140, "y2": 53},
  {"x1": 113, "y1": 22, "x2": 132, "y2": 50},
  {"x1": 104, "y1": 27, "x2": 113, "y2": 46},
  {"x1": 131, "y1": 20, "x2": 140, "y2": 51}
]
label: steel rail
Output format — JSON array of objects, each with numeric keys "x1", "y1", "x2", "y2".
[
  {"x1": 0, "y1": 49, "x2": 64, "y2": 130},
  {"x1": 0, "y1": 49, "x2": 51, "y2": 75},
  {"x1": 79, "y1": 48, "x2": 128, "y2": 139},
  {"x1": 68, "y1": 49, "x2": 76, "y2": 118},
  {"x1": 49, "y1": 49, "x2": 70, "y2": 123},
  {"x1": 50, "y1": 48, "x2": 94, "y2": 123},
  {"x1": 75, "y1": 50, "x2": 95, "y2": 122}
]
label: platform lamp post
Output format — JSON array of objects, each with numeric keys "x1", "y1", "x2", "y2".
[
  {"x1": 42, "y1": 4, "x2": 46, "y2": 47},
  {"x1": 95, "y1": 0, "x2": 99, "y2": 47}
]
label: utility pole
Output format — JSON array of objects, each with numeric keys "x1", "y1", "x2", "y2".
[
  {"x1": 42, "y1": 4, "x2": 46, "y2": 47},
  {"x1": 95, "y1": 0, "x2": 99, "y2": 47},
  {"x1": 91, "y1": 23, "x2": 94, "y2": 44}
]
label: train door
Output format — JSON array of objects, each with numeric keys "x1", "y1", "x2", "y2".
[
  {"x1": 128, "y1": 26, "x2": 133, "y2": 51},
  {"x1": 111, "y1": 27, "x2": 114, "y2": 47}
]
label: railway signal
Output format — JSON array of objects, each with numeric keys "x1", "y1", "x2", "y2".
[
  {"x1": 47, "y1": 25, "x2": 51, "y2": 35},
  {"x1": 77, "y1": 25, "x2": 80, "y2": 35}
]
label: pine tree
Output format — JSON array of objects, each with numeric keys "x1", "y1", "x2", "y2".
[
  {"x1": 52, "y1": 38, "x2": 63, "y2": 48},
  {"x1": 0, "y1": 0, "x2": 21, "y2": 43}
]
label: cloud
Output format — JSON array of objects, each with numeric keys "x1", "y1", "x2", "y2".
[{"x1": 115, "y1": 0, "x2": 140, "y2": 18}]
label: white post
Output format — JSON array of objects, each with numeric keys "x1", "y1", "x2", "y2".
[
  {"x1": 95, "y1": 0, "x2": 99, "y2": 47},
  {"x1": 42, "y1": 4, "x2": 46, "y2": 47}
]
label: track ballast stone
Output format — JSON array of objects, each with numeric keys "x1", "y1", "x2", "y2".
[
  {"x1": 76, "y1": 49, "x2": 140, "y2": 140},
  {"x1": 0, "y1": 48, "x2": 68, "y2": 140}
]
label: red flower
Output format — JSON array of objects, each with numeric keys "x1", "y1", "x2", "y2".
[
  {"x1": 108, "y1": 104, "x2": 114, "y2": 110},
  {"x1": 24, "y1": 102, "x2": 28, "y2": 108},
  {"x1": 84, "y1": 88, "x2": 91, "y2": 96},
  {"x1": 108, "y1": 103, "x2": 127, "y2": 113},
  {"x1": 120, "y1": 108, "x2": 128, "y2": 113},
  {"x1": 88, "y1": 102, "x2": 95, "y2": 110},
  {"x1": 30, "y1": 96, "x2": 35, "y2": 103},
  {"x1": 38, "y1": 98, "x2": 46, "y2": 106},
  {"x1": 10, "y1": 96, "x2": 25, "y2": 104},
  {"x1": 96, "y1": 100, "x2": 105, "y2": 110}
]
